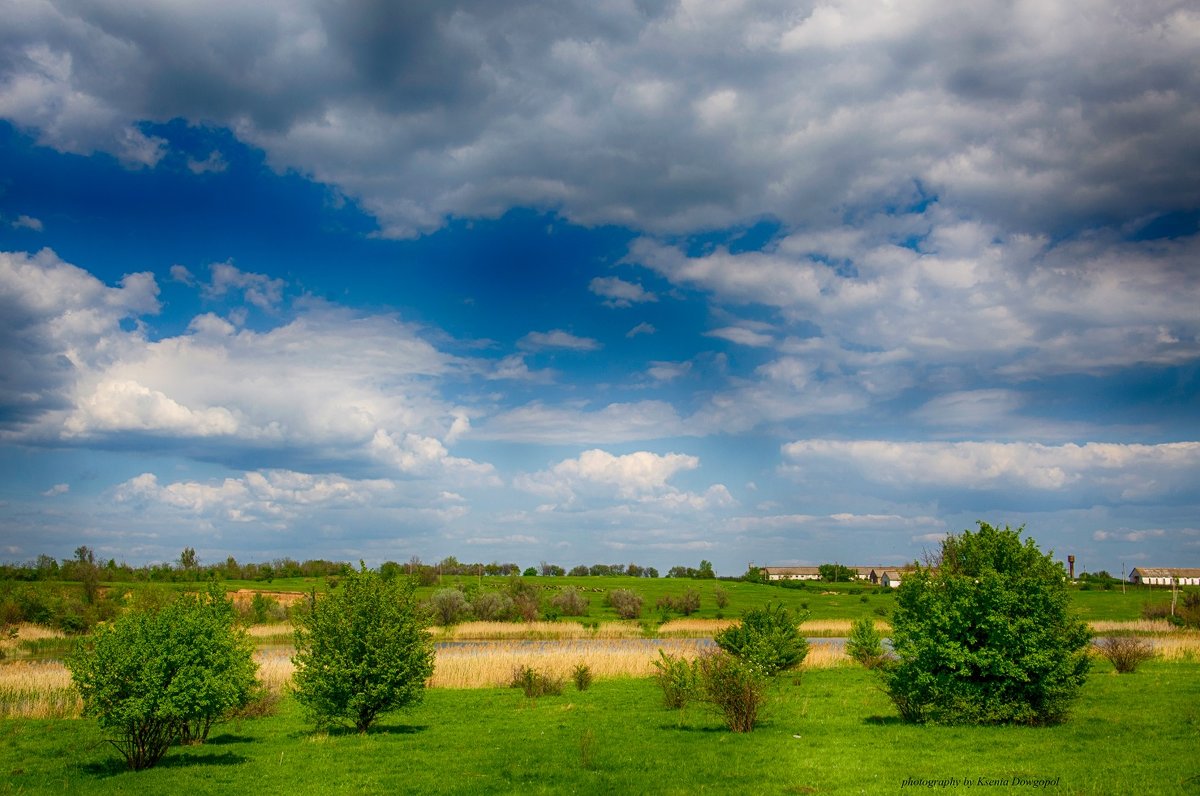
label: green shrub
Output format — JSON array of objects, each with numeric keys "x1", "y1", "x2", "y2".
[
  {"x1": 1096, "y1": 637, "x2": 1155, "y2": 673},
  {"x1": 883, "y1": 523, "x2": 1091, "y2": 725},
  {"x1": 606, "y1": 589, "x2": 643, "y2": 620},
  {"x1": 652, "y1": 650, "x2": 699, "y2": 709},
  {"x1": 713, "y1": 585, "x2": 729, "y2": 609},
  {"x1": 551, "y1": 587, "x2": 590, "y2": 617},
  {"x1": 67, "y1": 584, "x2": 257, "y2": 770},
  {"x1": 715, "y1": 603, "x2": 808, "y2": 675},
  {"x1": 429, "y1": 588, "x2": 471, "y2": 625},
  {"x1": 471, "y1": 590, "x2": 512, "y2": 621},
  {"x1": 571, "y1": 662, "x2": 594, "y2": 691},
  {"x1": 510, "y1": 665, "x2": 564, "y2": 698},
  {"x1": 846, "y1": 617, "x2": 886, "y2": 669},
  {"x1": 696, "y1": 649, "x2": 766, "y2": 733},
  {"x1": 292, "y1": 565, "x2": 434, "y2": 733}
]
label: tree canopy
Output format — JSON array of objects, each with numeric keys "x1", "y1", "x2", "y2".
[{"x1": 883, "y1": 522, "x2": 1091, "y2": 725}]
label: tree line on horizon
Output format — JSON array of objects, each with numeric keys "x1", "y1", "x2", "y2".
[{"x1": 0, "y1": 548, "x2": 724, "y2": 585}]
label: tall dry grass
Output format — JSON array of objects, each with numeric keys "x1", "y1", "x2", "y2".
[
  {"x1": 1088, "y1": 619, "x2": 1179, "y2": 634},
  {"x1": 432, "y1": 640, "x2": 709, "y2": 688},
  {"x1": 0, "y1": 623, "x2": 68, "y2": 659},
  {"x1": 657, "y1": 619, "x2": 737, "y2": 637},
  {"x1": 0, "y1": 661, "x2": 81, "y2": 719},
  {"x1": 433, "y1": 621, "x2": 646, "y2": 640},
  {"x1": 800, "y1": 619, "x2": 893, "y2": 637}
]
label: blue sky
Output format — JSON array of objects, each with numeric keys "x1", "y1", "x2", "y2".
[{"x1": 1, "y1": 0, "x2": 1198, "y2": 575}]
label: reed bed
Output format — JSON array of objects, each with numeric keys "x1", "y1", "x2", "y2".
[
  {"x1": 253, "y1": 648, "x2": 296, "y2": 693},
  {"x1": 657, "y1": 618, "x2": 737, "y2": 637},
  {"x1": 246, "y1": 624, "x2": 295, "y2": 643},
  {"x1": 800, "y1": 619, "x2": 893, "y2": 637},
  {"x1": 1088, "y1": 619, "x2": 1179, "y2": 634},
  {"x1": 431, "y1": 639, "x2": 710, "y2": 688},
  {"x1": 0, "y1": 661, "x2": 81, "y2": 719},
  {"x1": 433, "y1": 621, "x2": 645, "y2": 640},
  {"x1": 0, "y1": 623, "x2": 68, "y2": 658},
  {"x1": 1146, "y1": 636, "x2": 1200, "y2": 662},
  {"x1": 804, "y1": 640, "x2": 853, "y2": 670}
]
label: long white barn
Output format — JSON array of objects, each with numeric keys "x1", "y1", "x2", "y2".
[{"x1": 1129, "y1": 567, "x2": 1200, "y2": 586}]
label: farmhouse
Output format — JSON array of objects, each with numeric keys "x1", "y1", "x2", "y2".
[
  {"x1": 1129, "y1": 567, "x2": 1200, "y2": 586},
  {"x1": 760, "y1": 566, "x2": 822, "y2": 581},
  {"x1": 879, "y1": 570, "x2": 904, "y2": 588}
]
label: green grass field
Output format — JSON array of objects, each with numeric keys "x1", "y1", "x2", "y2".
[{"x1": 2, "y1": 661, "x2": 1196, "y2": 794}]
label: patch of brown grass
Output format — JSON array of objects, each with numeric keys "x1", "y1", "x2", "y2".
[
  {"x1": 0, "y1": 661, "x2": 81, "y2": 719},
  {"x1": 433, "y1": 621, "x2": 645, "y2": 640},
  {"x1": 431, "y1": 639, "x2": 708, "y2": 688},
  {"x1": 1088, "y1": 619, "x2": 1178, "y2": 635},
  {"x1": 657, "y1": 618, "x2": 737, "y2": 637}
]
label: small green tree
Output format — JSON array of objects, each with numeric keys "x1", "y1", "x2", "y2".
[
  {"x1": 67, "y1": 584, "x2": 257, "y2": 770},
  {"x1": 846, "y1": 617, "x2": 886, "y2": 669},
  {"x1": 883, "y1": 523, "x2": 1091, "y2": 725},
  {"x1": 292, "y1": 564, "x2": 434, "y2": 733},
  {"x1": 715, "y1": 603, "x2": 808, "y2": 675}
]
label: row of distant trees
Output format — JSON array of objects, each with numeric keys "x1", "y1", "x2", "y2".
[{"x1": 0, "y1": 548, "x2": 722, "y2": 584}]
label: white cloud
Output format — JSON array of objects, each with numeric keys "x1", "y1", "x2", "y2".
[
  {"x1": 514, "y1": 448, "x2": 732, "y2": 516},
  {"x1": 626, "y1": 322, "x2": 656, "y2": 338},
  {"x1": 0, "y1": 250, "x2": 493, "y2": 481},
  {"x1": 477, "y1": 400, "x2": 687, "y2": 444},
  {"x1": 1092, "y1": 529, "x2": 1167, "y2": 543},
  {"x1": 632, "y1": 215, "x2": 1200, "y2": 377},
  {"x1": 706, "y1": 326, "x2": 774, "y2": 347},
  {"x1": 203, "y1": 262, "x2": 286, "y2": 311},
  {"x1": 518, "y1": 330, "x2": 601, "y2": 352},
  {"x1": 781, "y1": 439, "x2": 1200, "y2": 499},
  {"x1": 589, "y1": 276, "x2": 658, "y2": 308},
  {"x1": 187, "y1": 150, "x2": 228, "y2": 174},
  {"x1": 41, "y1": 483, "x2": 68, "y2": 497},
  {"x1": 12, "y1": 215, "x2": 43, "y2": 232},
  {"x1": 114, "y1": 469, "x2": 397, "y2": 525}
]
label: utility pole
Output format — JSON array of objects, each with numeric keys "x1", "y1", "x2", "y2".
[{"x1": 1121, "y1": 562, "x2": 1126, "y2": 594}]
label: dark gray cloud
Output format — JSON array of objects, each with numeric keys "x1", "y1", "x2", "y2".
[{"x1": 3, "y1": 1, "x2": 1196, "y2": 236}]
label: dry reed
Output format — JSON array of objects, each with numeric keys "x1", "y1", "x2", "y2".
[
  {"x1": 657, "y1": 618, "x2": 737, "y2": 637},
  {"x1": 1087, "y1": 620, "x2": 1179, "y2": 634},
  {"x1": 0, "y1": 661, "x2": 81, "y2": 719},
  {"x1": 800, "y1": 619, "x2": 893, "y2": 637},
  {"x1": 430, "y1": 639, "x2": 708, "y2": 688},
  {"x1": 433, "y1": 621, "x2": 645, "y2": 640}
]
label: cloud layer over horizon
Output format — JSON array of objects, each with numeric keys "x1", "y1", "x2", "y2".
[{"x1": 1, "y1": 0, "x2": 1197, "y2": 572}]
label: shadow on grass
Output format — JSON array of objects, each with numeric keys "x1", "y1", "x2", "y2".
[
  {"x1": 205, "y1": 733, "x2": 256, "y2": 746},
  {"x1": 81, "y1": 750, "x2": 248, "y2": 778},
  {"x1": 288, "y1": 723, "x2": 429, "y2": 740},
  {"x1": 864, "y1": 715, "x2": 905, "y2": 725}
]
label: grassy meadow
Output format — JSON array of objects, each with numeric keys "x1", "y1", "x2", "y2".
[{"x1": 1, "y1": 660, "x2": 1197, "y2": 794}]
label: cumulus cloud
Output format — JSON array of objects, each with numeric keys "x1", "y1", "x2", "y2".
[
  {"x1": 114, "y1": 470, "x2": 397, "y2": 525},
  {"x1": 518, "y1": 330, "x2": 601, "y2": 352},
  {"x1": 514, "y1": 448, "x2": 732, "y2": 513},
  {"x1": 41, "y1": 483, "x2": 68, "y2": 497},
  {"x1": 631, "y1": 213, "x2": 1200, "y2": 377},
  {"x1": 781, "y1": 439, "x2": 1200, "y2": 500},
  {"x1": 705, "y1": 326, "x2": 775, "y2": 347},
  {"x1": 0, "y1": 249, "x2": 492, "y2": 480},
  {"x1": 589, "y1": 276, "x2": 657, "y2": 308},
  {"x1": 203, "y1": 262, "x2": 286, "y2": 311},
  {"x1": 3, "y1": 1, "x2": 1195, "y2": 238}
]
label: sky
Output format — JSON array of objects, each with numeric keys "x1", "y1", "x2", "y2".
[{"x1": 1, "y1": 0, "x2": 1198, "y2": 576}]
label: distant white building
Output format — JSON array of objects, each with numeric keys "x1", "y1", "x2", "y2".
[
  {"x1": 760, "y1": 566, "x2": 822, "y2": 581},
  {"x1": 880, "y1": 570, "x2": 904, "y2": 589},
  {"x1": 1129, "y1": 567, "x2": 1200, "y2": 586}
]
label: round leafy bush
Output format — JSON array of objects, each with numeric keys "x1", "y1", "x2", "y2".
[
  {"x1": 883, "y1": 523, "x2": 1091, "y2": 725},
  {"x1": 714, "y1": 602, "x2": 808, "y2": 675}
]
